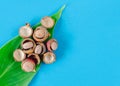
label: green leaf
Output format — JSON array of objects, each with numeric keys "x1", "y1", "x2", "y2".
[{"x1": 0, "y1": 5, "x2": 65, "y2": 86}]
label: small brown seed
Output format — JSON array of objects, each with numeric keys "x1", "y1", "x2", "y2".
[
  {"x1": 41, "y1": 43, "x2": 46, "y2": 54},
  {"x1": 43, "y1": 52, "x2": 56, "y2": 64},
  {"x1": 13, "y1": 49, "x2": 26, "y2": 62},
  {"x1": 34, "y1": 29, "x2": 45, "y2": 38},
  {"x1": 21, "y1": 38, "x2": 36, "y2": 54},
  {"x1": 22, "y1": 42, "x2": 33, "y2": 49},
  {"x1": 33, "y1": 26, "x2": 50, "y2": 42},
  {"x1": 51, "y1": 41, "x2": 58, "y2": 50},
  {"x1": 21, "y1": 59, "x2": 35, "y2": 72},
  {"x1": 19, "y1": 23, "x2": 33, "y2": 38},
  {"x1": 41, "y1": 16, "x2": 55, "y2": 28},
  {"x1": 36, "y1": 42, "x2": 46, "y2": 54},
  {"x1": 34, "y1": 45, "x2": 42, "y2": 54},
  {"x1": 28, "y1": 53, "x2": 40, "y2": 64},
  {"x1": 47, "y1": 39, "x2": 58, "y2": 51}
]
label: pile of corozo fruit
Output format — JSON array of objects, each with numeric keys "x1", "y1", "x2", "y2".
[{"x1": 13, "y1": 16, "x2": 58, "y2": 72}]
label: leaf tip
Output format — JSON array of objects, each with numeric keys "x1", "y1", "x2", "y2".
[{"x1": 61, "y1": 4, "x2": 66, "y2": 11}]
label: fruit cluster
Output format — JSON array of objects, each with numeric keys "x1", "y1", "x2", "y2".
[{"x1": 13, "y1": 16, "x2": 58, "y2": 72}]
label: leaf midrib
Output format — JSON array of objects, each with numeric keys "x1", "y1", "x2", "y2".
[{"x1": 0, "y1": 62, "x2": 15, "y2": 78}]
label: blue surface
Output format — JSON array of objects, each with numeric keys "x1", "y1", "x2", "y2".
[{"x1": 0, "y1": 0, "x2": 120, "y2": 86}]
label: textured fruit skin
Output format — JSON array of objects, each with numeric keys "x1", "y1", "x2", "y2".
[
  {"x1": 41, "y1": 16, "x2": 55, "y2": 28},
  {"x1": 43, "y1": 52, "x2": 56, "y2": 64},
  {"x1": 47, "y1": 39, "x2": 58, "y2": 51},
  {"x1": 13, "y1": 49, "x2": 26, "y2": 62},
  {"x1": 21, "y1": 38, "x2": 36, "y2": 54},
  {"x1": 28, "y1": 53, "x2": 41, "y2": 65},
  {"x1": 33, "y1": 26, "x2": 50, "y2": 42},
  {"x1": 21, "y1": 59, "x2": 35, "y2": 72},
  {"x1": 34, "y1": 42, "x2": 46, "y2": 55},
  {"x1": 19, "y1": 24, "x2": 33, "y2": 38}
]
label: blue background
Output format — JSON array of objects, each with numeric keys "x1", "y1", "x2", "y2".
[{"x1": 0, "y1": 0, "x2": 120, "y2": 86}]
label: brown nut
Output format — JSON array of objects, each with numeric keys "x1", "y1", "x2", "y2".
[
  {"x1": 41, "y1": 16, "x2": 55, "y2": 28},
  {"x1": 34, "y1": 45, "x2": 42, "y2": 54},
  {"x1": 47, "y1": 39, "x2": 58, "y2": 51},
  {"x1": 33, "y1": 26, "x2": 50, "y2": 42},
  {"x1": 34, "y1": 42, "x2": 46, "y2": 55},
  {"x1": 21, "y1": 59, "x2": 35, "y2": 72},
  {"x1": 13, "y1": 49, "x2": 26, "y2": 62},
  {"x1": 43, "y1": 52, "x2": 56, "y2": 64},
  {"x1": 28, "y1": 53, "x2": 40, "y2": 65},
  {"x1": 19, "y1": 23, "x2": 33, "y2": 38},
  {"x1": 21, "y1": 38, "x2": 36, "y2": 54}
]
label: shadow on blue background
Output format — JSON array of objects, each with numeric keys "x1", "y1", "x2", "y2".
[{"x1": 0, "y1": 0, "x2": 120, "y2": 86}]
